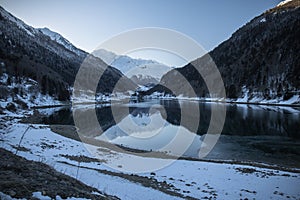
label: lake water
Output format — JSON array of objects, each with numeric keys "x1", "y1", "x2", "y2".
[{"x1": 37, "y1": 99, "x2": 300, "y2": 168}]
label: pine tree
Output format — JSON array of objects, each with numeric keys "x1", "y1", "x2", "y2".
[
  {"x1": 41, "y1": 75, "x2": 48, "y2": 95},
  {"x1": 0, "y1": 66, "x2": 3, "y2": 77},
  {"x1": 277, "y1": 83, "x2": 282, "y2": 97},
  {"x1": 7, "y1": 77, "x2": 11, "y2": 85}
]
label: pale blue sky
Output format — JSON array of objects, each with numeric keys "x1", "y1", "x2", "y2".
[{"x1": 1, "y1": 0, "x2": 281, "y2": 63}]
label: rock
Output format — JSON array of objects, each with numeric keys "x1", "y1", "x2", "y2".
[
  {"x1": 9, "y1": 190, "x2": 16, "y2": 197},
  {"x1": 0, "y1": 106, "x2": 4, "y2": 114},
  {"x1": 14, "y1": 99, "x2": 28, "y2": 110},
  {"x1": 6, "y1": 102, "x2": 16, "y2": 112}
]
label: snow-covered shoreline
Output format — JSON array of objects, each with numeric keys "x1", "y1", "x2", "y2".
[
  {"x1": 73, "y1": 93, "x2": 300, "y2": 107},
  {"x1": 141, "y1": 94, "x2": 300, "y2": 107},
  {"x1": 1, "y1": 108, "x2": 299, "y2": 199},
  {"x1": 1, "y1": 88, "x2": 299, "y2": 199}
]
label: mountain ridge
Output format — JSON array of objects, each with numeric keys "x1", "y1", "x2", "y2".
[
  {"x1": 38, "y1": 27, "x2": 83, "y2": 56},
  {"x1": 92, "y1": 49, "x2": 172, "y2": 85},
  {"x1": 145, "y1": 0, "x2": 300, "y2": 104},
  {"x1": 0, "y1": 6, "x2": 136, "y2": 104}
]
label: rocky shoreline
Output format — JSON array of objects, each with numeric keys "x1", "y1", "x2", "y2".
[{"x1": 0, "y1": 148, "x2": 118, "y2": 200}]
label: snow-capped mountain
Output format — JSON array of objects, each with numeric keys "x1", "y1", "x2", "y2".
[
  {"x1": 38, "y1": 27, "x2": 82, "y2": 56},
  {"x1": 0, "y1": 6, "x2": 84, "y2": 57},
  {"x1": 92, "y1": 49, "x2": 117, "y2": 65},
  {"x1": 93, "y1": 49, "x2": 173, "y2": 85},
  {"x1": 0, "y1": 14, "x2": 176, "y2": 87},
  {"x1": 126, "y1": 63, "x2": 172, "y2": 85},
  {"x1": 0, "y1": 6, "x2": 38, "y2": 36},
  {"x1": 0, "y1": 6, "x2": 136, "y2": 103}
]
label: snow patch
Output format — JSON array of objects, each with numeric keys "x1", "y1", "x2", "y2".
[
  {"x1": 0, "y1": 73, "x2": 63, "y2": 109},
  {"x1": 0, "y1": 192, "x2": 25, "y2": 200},
  {"x1": 73, "y1": 91, "x2": 134, "y2": 103},
  {"x1": 2, "y1": 121, "x2": 300, "y2": 200},
  {"x1": 32, "y1": 192, "x2": 90, "y2": 200},
  {"x1": 143, "y1": 85, "x2": 300, "y2": 106},
  {"x1": 277, "y1": 0, "x2": 293, "y2": 7},
  {"x1": 38, "y1": 28, "x2": 82, "y2": 56},
  {"x1": 260, "y1": 17, "x2": 267, "y2": 23}
]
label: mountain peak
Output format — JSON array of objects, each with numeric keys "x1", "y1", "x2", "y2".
[
  {"x1": 0, "y1": 6, "x2": 83, "y2": 57},
  {"x1": 92, "y1": 49, "x2": 118, "y2": 64},
  {"x1": 0, "y1": 5, "x2": 137, "y2": 102},
  {"x1": 0, "y1": 6, "x2": 37, "y2": 36},
  {"x1": 277, "y1": 0, "x2": 293, "y2": 7},
  {"x1": 92, "y1": 49, "x2": 172, "y2": 85},
  {"x1": 38, "y1": 27, "x2": 83, "y2": 56},
  {"x1": 267, "y1": 0, "x2": 300, "y2": 14}
]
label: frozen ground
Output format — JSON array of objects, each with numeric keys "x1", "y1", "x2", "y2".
[
  {"x1": 0, "y1": 112, "x2": 299, "y2": 200},
  {"x1": 143, "y1": 93, "x2": 300, "y2": 107},
  {"x1": 0, "y1": 73, "x2": 63, "y2": 109}
]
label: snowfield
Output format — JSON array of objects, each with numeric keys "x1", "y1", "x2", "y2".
[
  {"x1": 92, "y1": 49, "x2": 173, "y2": 84},
  {"x1": 0, "y1": 113, "x2": 299, "y2": 199},
  {"x1": 38, "y1": 27, "x2": 83, "y2": 56},
  {"x1": 277, "y1": 0, "x2": 293, "y2": 7}
]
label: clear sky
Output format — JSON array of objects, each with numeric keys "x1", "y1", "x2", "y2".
[{"x1": 0, "y1": 0, "x2": 281, "y2": 61}]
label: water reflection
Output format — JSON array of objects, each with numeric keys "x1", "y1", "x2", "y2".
[
  {"x1": 39, "y1": 100, "x2": 300, "y2": 139},
  {"x1": 37, "y1": 100, "x2": 300, "y2": 167}
]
